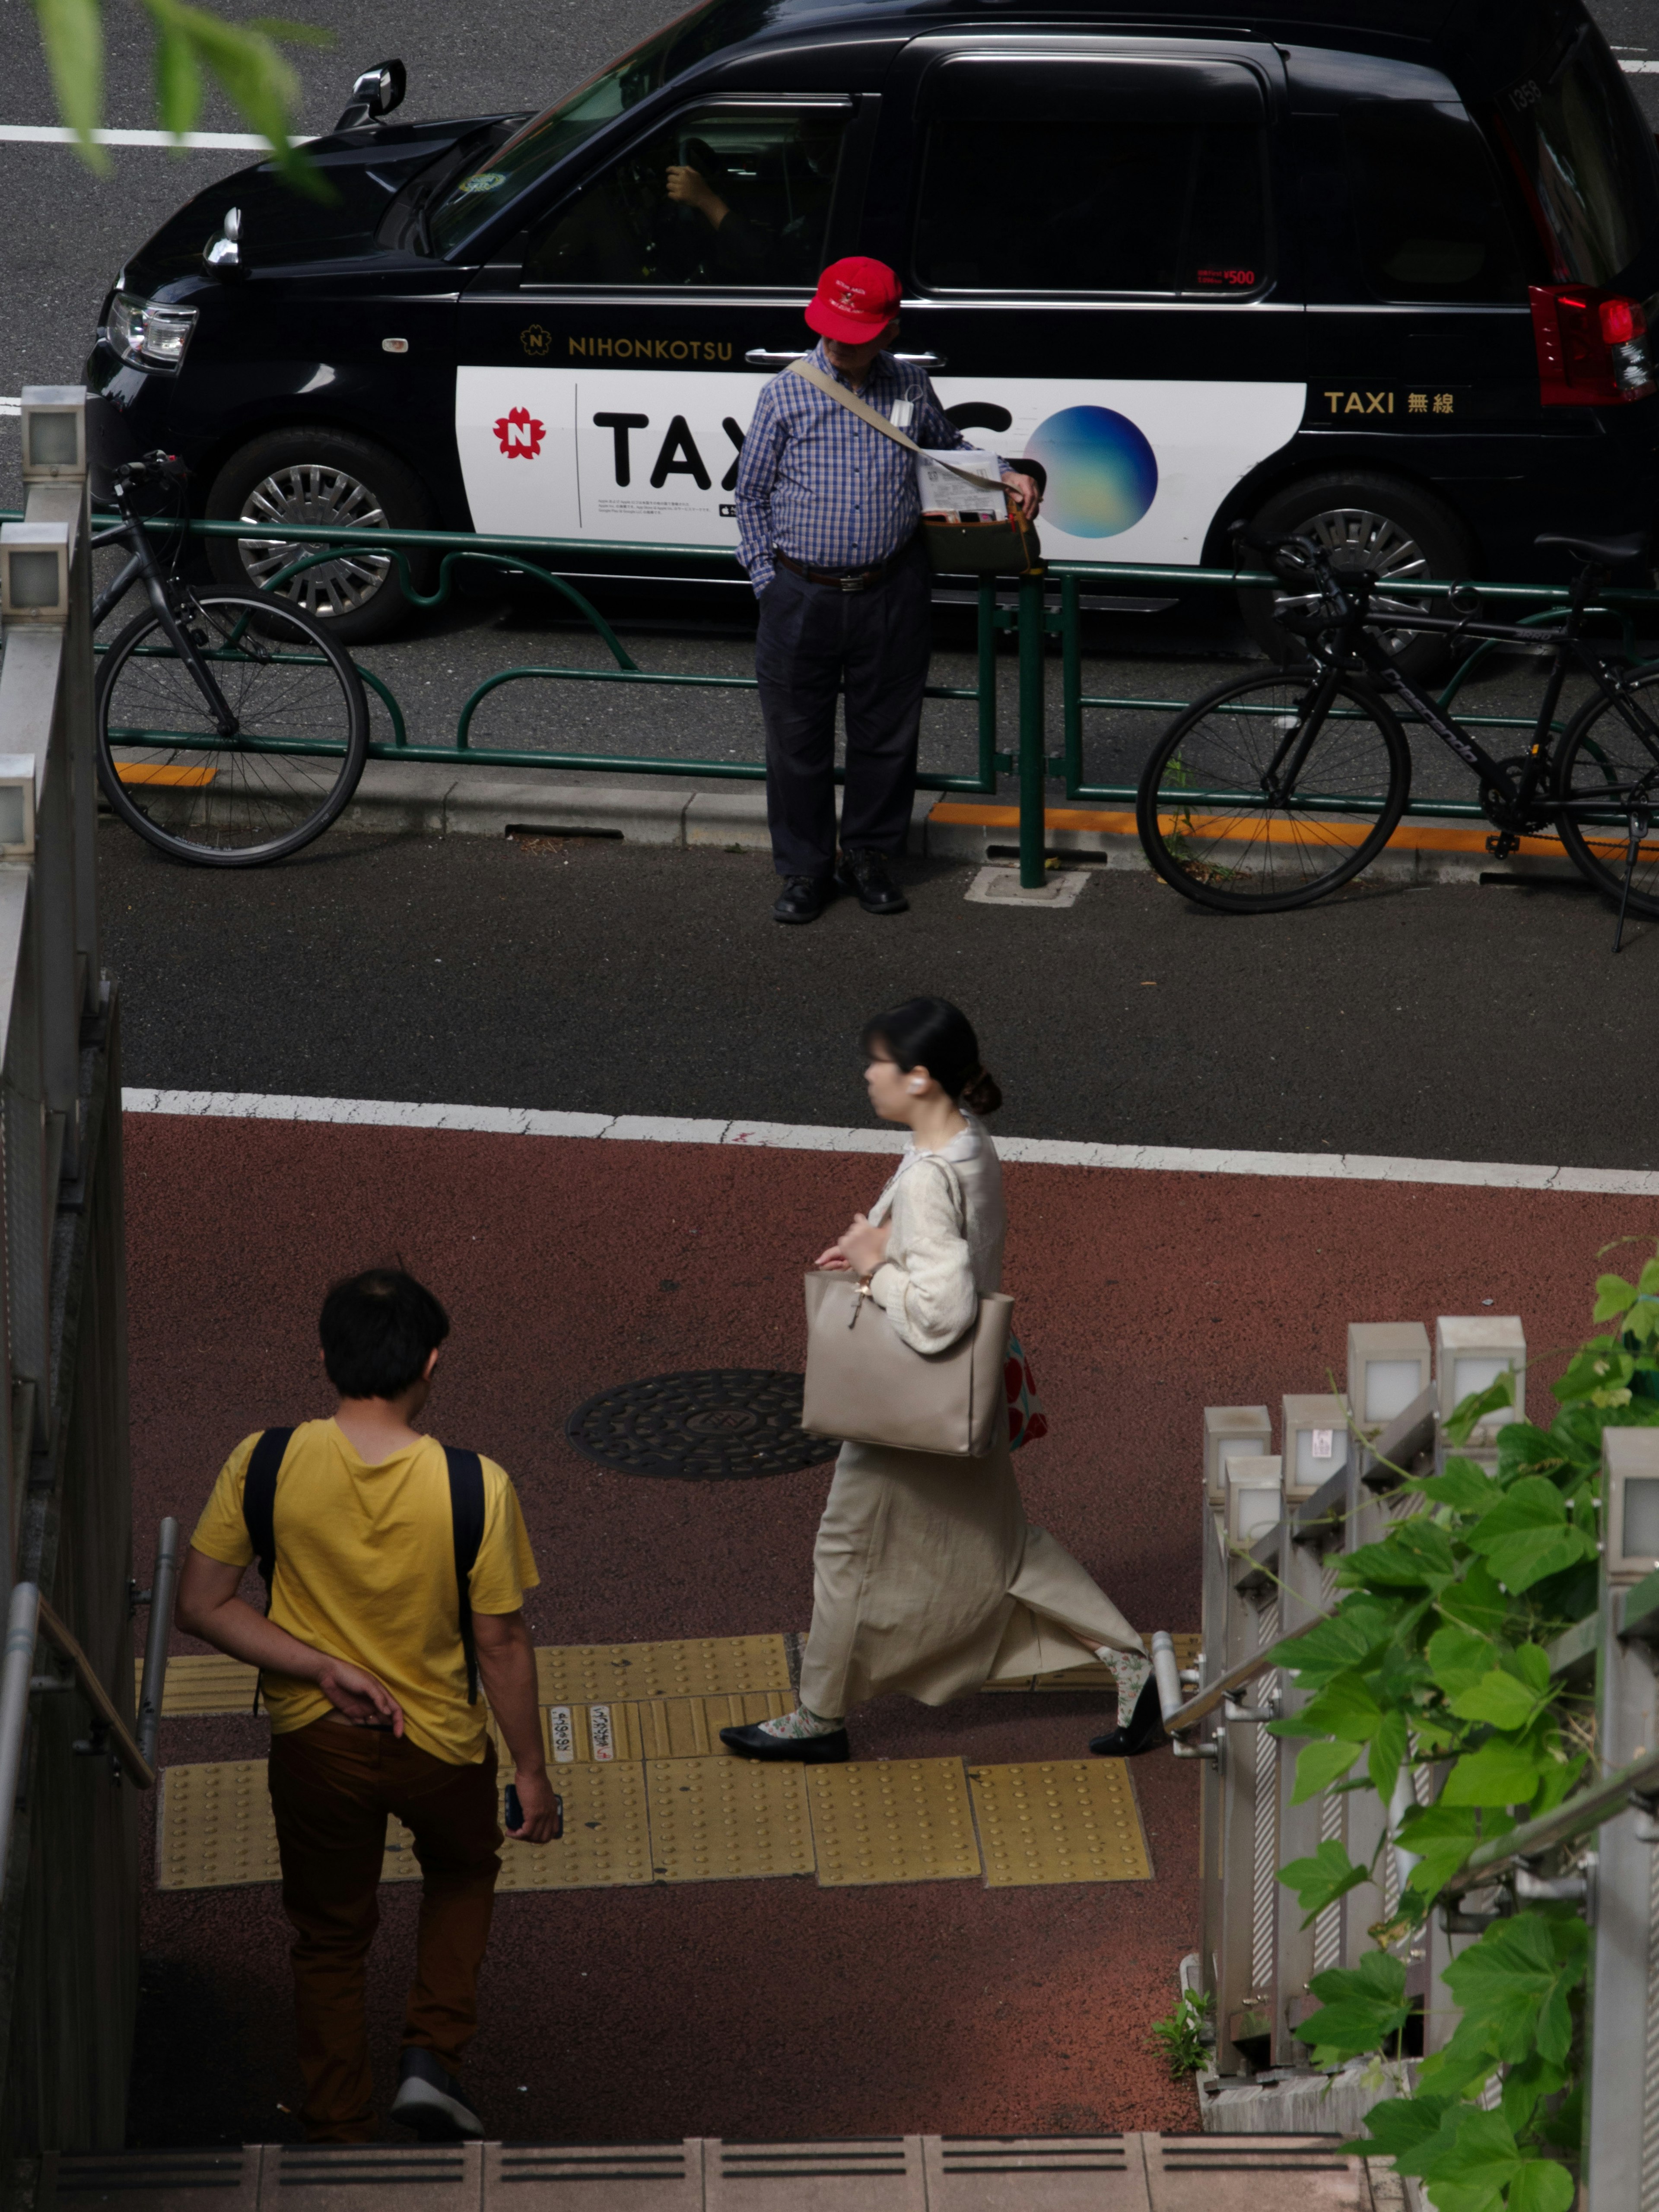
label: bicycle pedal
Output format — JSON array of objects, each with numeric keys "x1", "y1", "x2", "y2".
[{"x1": 1485, "y1": 831, "x2": 1521, "y2": 861}]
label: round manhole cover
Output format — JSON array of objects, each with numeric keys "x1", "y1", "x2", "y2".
[{"x1": 563, "y1": 1369, "x2": 835, "y2": 1481}]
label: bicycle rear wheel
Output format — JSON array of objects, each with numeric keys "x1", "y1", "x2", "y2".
[
  {"x1": 96, "y1": 592, "x2": 369, "y2": 865},
  {"x1": 1554, "y1": 669, "x2": 1659, "y2": 919},
  {"x1": 1135, "y1": 671, "x2": 1411, "y2": 913}
]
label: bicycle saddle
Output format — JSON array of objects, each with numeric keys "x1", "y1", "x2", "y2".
[{"x1": 1535, "y1": 530, "x2": 1649, "y2": 566}]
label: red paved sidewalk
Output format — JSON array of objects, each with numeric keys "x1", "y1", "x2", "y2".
[{"x1": 123, "y1": 1116, "x2": 1655, "y2": 2146}]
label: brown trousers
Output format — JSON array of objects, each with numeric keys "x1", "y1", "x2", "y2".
[{"x1": 267, "y1": 1716, "x2": 501, "y2": 2142}]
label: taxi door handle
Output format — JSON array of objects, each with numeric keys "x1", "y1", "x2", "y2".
[
  {"x1": 745, "y1": 349, "x2": 809, "y2": 367},
  {"x1": 892, "y1": 352, "x2": 947, "y2": 369}
]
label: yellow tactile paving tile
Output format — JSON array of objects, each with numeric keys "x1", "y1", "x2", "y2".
[
  {"x1": 968, "y1": 1760, "x2": 1152, "y2": 1886},
  {"x1": 546, "y1": 1692, "x2": 792, "y2": 1764},
  {"x1": 137, "y1": 1652, "x2": 260, "y2": 1716},
  {"x1": 536, "y1": 1636, "x2": 792, "y2": 1705},
  {"x1": 156, "y1": 1761, "x2": 281, "y2": 1889},
  {"x1": 644, "y1": 1756, "x2": 814, "y2": 1882},
  {"x1": 496, "y1": 1764, "x2": 654, "y2": 1892},
  {"x1": 807, "y1": 1758, "x2": 982, "y2": 1886}
]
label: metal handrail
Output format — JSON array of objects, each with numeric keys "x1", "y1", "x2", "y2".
[
  {"x1": 0, "y1": 1585, "x2": 39, "y2": 1885},
  {"x1": 34, "y1": 1593, "x2": 155, "y2": 1790},
  {"x1": 135, "y1": 1517, "x2": 179, "y2": 1770},
  {"x1": 1441, "y1": 1743, "x2": 1659, "y2": 1898}
]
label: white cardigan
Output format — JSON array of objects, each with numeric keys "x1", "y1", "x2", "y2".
[{"x1": 865, "y1": 1113, "x2": 1005, "y2": 1354}]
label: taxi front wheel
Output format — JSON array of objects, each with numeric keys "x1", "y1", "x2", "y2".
[
  {"x1": 1238, "y1": 472, "x2": 1473, "y2": 682},
  {"x1": 206, "y1": 429, "x2": 437, "y2": 644}
]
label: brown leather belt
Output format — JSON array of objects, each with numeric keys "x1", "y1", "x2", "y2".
[{"x1": 773, "y1": 542, "x2": 913, "y2": 592}]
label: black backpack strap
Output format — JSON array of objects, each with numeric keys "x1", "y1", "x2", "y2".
[
  {"x1": 241, "y1": 1427, "x2": 295, "y2": 1715},
  {"x1": 445, "y1": 1447, "x2": 486, "y2": 1705}
]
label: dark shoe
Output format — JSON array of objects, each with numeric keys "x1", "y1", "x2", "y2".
[
  {"x1": 837, "y1": 850, "x2": 909, "y2": 915},
  {"x1": 390, "y1": 2046, "x2": 483, "y2": 2142},
  {"x1": 1089, "y1": 1675, "x2": 1169, "y2": 1759},
  {"x1": 720, "y1": 1721, "x2": 851, "y2": 1763},
  {"x1": 773, "y1": 874, "x2": 833, "y2": 925}
]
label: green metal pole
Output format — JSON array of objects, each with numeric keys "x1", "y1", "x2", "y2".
[
  {"x1": 1060, "y1": 574, "x2": 1082, "y2": 801},
  {"x1": 977, "y1": 575, "x2": 997, "y2": 793},
  {"x1": 1017, "y1": 569, "x2": 1046, "y2": 889}
]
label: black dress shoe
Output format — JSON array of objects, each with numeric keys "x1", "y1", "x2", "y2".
[
  {"x1": 773, "y1": 874, "x2": 833, "y2": 925},
  {"x1": 720, "y1": 1722, "x2": 851, "y2": 1763},
  {"x1": 1089, "y1": 1675, "x2": 1169, "y2": 1758},
  {"x1": 837, "y1": 850, "x2": 909, "y2": 915}
]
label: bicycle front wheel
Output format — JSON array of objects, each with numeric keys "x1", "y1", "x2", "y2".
[
  {"x1": 96, "y1": 592, "x2": 369, "y2": 865},
  {"x1": 1554, "y1": 669, "x2": 1659, "y2": 919},
  {"x1": 1136, "y1": 671, "x2": 1411, "y2": 913}
]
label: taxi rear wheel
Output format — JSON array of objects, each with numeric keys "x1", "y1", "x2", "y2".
[
  {"x1": 1238, "y1": 473, "x2": 1473, "y2": 681},
  {"x1": 206, "y1": 430, "x2": 436, "y2": 644}
]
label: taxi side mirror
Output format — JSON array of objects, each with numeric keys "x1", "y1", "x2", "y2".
[{"x1": 336, "y1": 58, "x2": 407, "y2": 132}]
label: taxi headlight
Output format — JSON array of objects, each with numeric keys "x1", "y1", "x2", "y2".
[{"x1": 107, "y1": 291, "x2": 198, "y2": 372}]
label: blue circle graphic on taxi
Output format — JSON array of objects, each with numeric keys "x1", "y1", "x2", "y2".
[{"x1": 1026, "y1": 407, "x2": 1158, "y2": 537}]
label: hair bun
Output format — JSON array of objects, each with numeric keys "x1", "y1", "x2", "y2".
[{"x1": 961, "y1": 1065, "x2": 1002, "y2": 1115}]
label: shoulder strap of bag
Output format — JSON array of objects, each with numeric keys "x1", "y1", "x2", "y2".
[
  {"x1": 445, "y1": 1446, "x2": 486, "y2": 1706},
  {"x1": 241, "y1": 1426, "x2": 295, "y2": 1715},
  {"x1": 784, "y1": 359, "x2": 1007, "y2": 502}
]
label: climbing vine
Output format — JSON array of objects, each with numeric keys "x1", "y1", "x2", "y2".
[{"x1": 1267, "y1": 1251, "x2": 1659, "y2": 2212}]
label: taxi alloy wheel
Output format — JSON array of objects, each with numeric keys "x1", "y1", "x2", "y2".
[
  {"x1": 1239, "y1": 472, "x2": 1472, "y2": 681},
  {"x1": 207, "y1": 430, "x2": 435, "y2": 644}
]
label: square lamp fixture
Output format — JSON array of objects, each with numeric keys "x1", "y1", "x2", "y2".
[
  {"x1": 1437, "y1": 1316, "x2": 1526, "y2": 1444},
  {"x1": 1283, "y1": 1392, "x2": 1349, "y2": 1501},
  {"x1": 1226, "y1": 1455, "x2": 1285, "y2": 1550},
  {"x1": 1604, "y1": 1428, "x2": 1659, "y2": 1586},
  {"x1": 19, "y1": 386, "x2": 86, "y2": 481},
  {"x1": 1205, "y1": 1405, "x2": 1272, "y2": 1510},
  {"x1": 0, "y1": 523, "x2": 69, "y2": 625},
  {"x1": 1347, "y1": 1322, "x2": 1432, "y2": 1431},
  {"x1": 0, "y1": 760, "x2": 36, "y2": 857}
]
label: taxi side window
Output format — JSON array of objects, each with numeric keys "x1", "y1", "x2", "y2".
[
  {"x1": 522, "y1": 105, "x2": 848, "y2": 288},
  {"x1": 913, "y1": 71, "x2": 1268, "y2": 296},
  {"x1": 1343, "y1": 103, "x2": 1528, "y2": 302}
]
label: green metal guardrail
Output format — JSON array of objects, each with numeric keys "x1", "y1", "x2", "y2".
[{"x1": 50, "y1": 511, "x2": 1659, "y2": 890}]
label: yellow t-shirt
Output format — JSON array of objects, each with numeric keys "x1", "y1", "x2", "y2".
[{"x1": 191, "y1": 1419, "x2": 540, "y2": 1765}]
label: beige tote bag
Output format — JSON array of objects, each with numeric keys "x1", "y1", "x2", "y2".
[{"x1": 800, "y1": 1159, "x2": 1014, "y2": 1457}]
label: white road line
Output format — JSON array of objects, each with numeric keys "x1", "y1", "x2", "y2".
[
  {"x1": 1622, "y1": 59, "x2": 1659, "y2": 70},
  {"x1": 0, "y1": 124, "x2": 314, "y2": 148},
  {"x1": 0, "y1": 400, "x2": 19, "y2": 417},
  {"x1": 118, "y1": 1088, "x2": 1659, "y2": 1196}
]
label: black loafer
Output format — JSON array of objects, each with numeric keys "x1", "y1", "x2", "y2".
[
  {"x1": 720, "y1": 1722, "x2": 851, "y2": 1763},
  {"x1": 773, "y1": 874, "x2": 833, "y2": 925},
  {"x1": 1089, "y1": 1675, "x2": 1169, "y2": 1759},
  {"x1": 837, "y1": 850, "x2": 909, "y2": 915}
]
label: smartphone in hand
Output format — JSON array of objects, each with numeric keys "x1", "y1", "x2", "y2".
[{"x1": 504, "y1": 1783, "x2": 564, "y2": 1840}]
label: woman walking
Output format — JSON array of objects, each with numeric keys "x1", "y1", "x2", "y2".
[{"x1": 721, "y1": 997, "x2": 1152, "y2": 1764}]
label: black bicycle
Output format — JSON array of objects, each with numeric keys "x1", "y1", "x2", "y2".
[
  {"x1": 1135, "y1": 524, "x2": 1659, "y2": 946},
  {"x1": 94, "y1": 454, "x2": 369, "y2": 865}
]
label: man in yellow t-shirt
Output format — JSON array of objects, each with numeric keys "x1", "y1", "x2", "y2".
[{"x1": 177, "y1": 1268, "x2": 555, "y2": 2146}]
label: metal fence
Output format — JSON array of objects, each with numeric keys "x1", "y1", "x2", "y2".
[
  {"x1": 51, "y1": 496, "x2": 1659, "y2": 891},
  {"x1": 1149, "y1": 1321, "x2": 1659, "y2": 2198},
  {"x1": 0, "y1": 390, "x2": 154, "y2": 2174}
]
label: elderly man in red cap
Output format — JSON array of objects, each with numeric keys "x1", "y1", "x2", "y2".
[{"x1": 735, "y1": 257, "x2": 1040, "y2": 925}]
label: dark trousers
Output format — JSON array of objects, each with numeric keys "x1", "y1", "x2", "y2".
[
  {"x1": 755, "y1": 538, "x2": 932, "y2": 879},
  {"x1": 268, "y1": 1717, "x2": 501, "y2": 2142}
]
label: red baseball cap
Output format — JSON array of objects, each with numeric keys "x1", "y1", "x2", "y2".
[{"x1": 805, "y1": 257, "x2": 901, "y2": 343}]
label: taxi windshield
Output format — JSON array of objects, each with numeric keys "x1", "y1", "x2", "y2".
[{"x1": 429, "y1": 0, "x2": 803, "y2": 257}]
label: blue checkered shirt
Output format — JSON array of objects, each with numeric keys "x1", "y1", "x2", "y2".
[{"x1": 734, "y1": 342, "x2": 996, "y2": 595}]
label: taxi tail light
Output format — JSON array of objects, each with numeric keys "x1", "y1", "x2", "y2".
[{"x1": 1530, "y1": 284, "x2": 1656, "y2": 405}]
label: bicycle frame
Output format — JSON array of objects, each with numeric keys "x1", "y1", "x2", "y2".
[{"x1": 91, "y1": 493, "x2": 242, "y2": 739}]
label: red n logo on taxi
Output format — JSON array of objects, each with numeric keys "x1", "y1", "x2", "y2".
[{"x1": 493, "y1": 407, "x2": 545, "y2": 460}]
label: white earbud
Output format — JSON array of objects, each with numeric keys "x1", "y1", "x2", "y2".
[{"x1": 909, "y1": 1080, "x2": 925, "y2": 1094}]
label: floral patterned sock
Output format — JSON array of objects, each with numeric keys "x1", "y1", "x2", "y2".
[
  {"x1": 1098, "y1": 1646, "x2": 1151, "y2": 1710},
  {"x1": 757, "y1": 1703, "x2": 843, "y2": 1740}
]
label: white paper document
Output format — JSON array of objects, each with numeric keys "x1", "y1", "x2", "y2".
[{"x1": 916, "y1": 446, "x2": 1005, "y2": 521}]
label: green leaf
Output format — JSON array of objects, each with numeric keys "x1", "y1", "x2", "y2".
[
  {"x1": 1466, "y1": 1477, "x2": 1598, "y2": 1593},
  {"x1": 1446, "y1": 1369, "x2": 1514, "y2": 1446},
  {"x1": 32, "y1": 0, "x2": 108, "y2": 169},
  {"x1": 1290, "y1": 1737, "x2": 1361, "y2": 1805},
  {"x1": 1427, "y1": 1913, "x2": 1590, "y2": 2085},
  {"x1": 1286, "y1": 1671, "x2": 1385, "y2": 1743},
  {"x1": 139, "y1": 0, "x2": 322, "y2": 193},
  {"x1": 1427, "y1": 1624, "x2": 1494, "y2": 1700},
  {"x1": 1448, "y1": 1669, "x2": 1543, "y2": 1730},
  {"x1": 1496, "y1": 1424, "x2": 1570, "y2": 1482},
  {"x1": 1271, "y1": 1601, "x2": 1393, "y2": 1687},
  {"x1": 1438, "y1": 1560, "x2": 1511, "y2": 1635},
  {"x1": 1278, "y1": 1838, "x2": 1369, "y2": 1926},
  {"x1": 1506, "y1": 2161, "x2": 1576, "y2": 2212},
  {"x1": 1338, "y1": 1517, "x2": 1459, "y2": 1593},
  {"x1": 1595, "y1": 1271, "x2": 1638, "y2": 1322},
  {"x1": 1624, "y1": 1564, "x2": 1659, "y2": 1626},
  {"x1": 1368, "y1": 1707, "x2": 1408, "y2": 1803},
  {"x1": 1349, "y1": 2091, "x2": 1450, "y2": 2159},
  {"x1": 1511, "y1": 1642, "x2": 1551, "y2": 1694},
  {"x1": 1414, "y1": 1456, "x2": 1503, "y2": 1512},
  {"x1": 153, "y1": 19, "x2": 202, "y2": 139},
  {"x1": 1440, "y1": 1738, "x2": 1550, "y2": 1808},
  {"x1": 1299, "y1": 1950, "x2": 1410, "y2": 2065},
  {"x1": 1500, "y1": 2052, "x2": 1568, "y2": 2135}
]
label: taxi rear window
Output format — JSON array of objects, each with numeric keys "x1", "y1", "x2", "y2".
[
  {"x1": 914, "y1": 58, "x2": 1269, "y2": 297},
  {"x1": 1343, "y1": 104, "x2": 1526, "y2": 302},
  {"x1": 1491, "y1": 11, "x2": 1651, "y2": 284}
]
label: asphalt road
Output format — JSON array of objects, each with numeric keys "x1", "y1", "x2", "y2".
[{"x1": 100, "y1": 823, "x2": 1659, "y2": 1168}]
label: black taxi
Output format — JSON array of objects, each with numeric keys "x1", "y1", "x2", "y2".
[{"x1": 87, "y1": 0, "x2": 1659, "y2": 644}]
